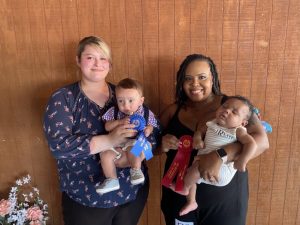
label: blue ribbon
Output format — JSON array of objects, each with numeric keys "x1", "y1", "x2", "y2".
[
  {"x1": 253, "y1": 108, "x2": 272, "y2": 133},
  {"x1": 129, "y1": 114, "x2": 153, "y2": 160},
  {"x1": 130, "y1": 114, "x2": 146, "y2": 132},
  {"x1": 131, "y1": 132, "x2": 153, "y2": 160},
  {"x1": 261, "y1": 121, "x2": 272, "y2": 133}
]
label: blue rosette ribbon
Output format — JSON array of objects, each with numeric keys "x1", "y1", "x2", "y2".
[
  {"x1": 129, "y1": 114, "x2": 153, "y2": 160},
  {"x1": 253, "y1": 108, "x2": 272, "y2": 133}
]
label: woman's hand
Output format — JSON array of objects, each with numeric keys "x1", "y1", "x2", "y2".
[
  {"x1": 108, "y1": 123, "x2": 137, "y2": 147},
  {"x1": 194, "y1": 152, "x2": 222, "y2": 182},
  {"x1": 89, "y1": 123, "x2": 136, "y2": 155},
  {"x1": 161, "y1": 134, "x2": 180, "y2": 152}
]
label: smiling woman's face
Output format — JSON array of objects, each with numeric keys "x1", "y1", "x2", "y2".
[
  {"x1": 77, "y1": 44, "x2": 110, "y2": 83},
  {"x1": 183, "y1": 60, "x2": 213, "y2": 103}
]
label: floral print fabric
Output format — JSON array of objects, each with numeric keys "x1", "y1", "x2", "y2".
[{"x1": 43, "y1": 82, "x2": 145, "y2": 208}]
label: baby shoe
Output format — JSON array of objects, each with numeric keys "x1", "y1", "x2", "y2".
[
  {"x1": 130, "y1": 168, "x2": 145, "y2": 185},
  {"x1": 96, "y1": 178, "x2": 120, "y2": 194}
]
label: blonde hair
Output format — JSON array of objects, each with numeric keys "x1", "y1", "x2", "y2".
[{"x1": 77, "y1": 36, "x2": 112, "y2": 65}]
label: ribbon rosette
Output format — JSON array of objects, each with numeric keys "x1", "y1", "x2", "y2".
[
  {"x1": 253, "y1": 108, "x2": 272, "y2": 133},
  {"x1": 130, "y1": 114, "x2": 153, "y2": 160},
  {"x1": 161, "y1": 135, "x2": 193, "y2": 191}
]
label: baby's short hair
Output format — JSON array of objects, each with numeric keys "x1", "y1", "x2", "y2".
[{"x1": 116, "y1": 78, "x2": 143, "y2": 95}]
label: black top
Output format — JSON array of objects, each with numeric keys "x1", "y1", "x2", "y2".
[
  {"x1": 161, "y1": 104, "x2": 249, "y2": 225},
  {"x1": 163, "y1": 106, "x2": 197, "y2": 175}
]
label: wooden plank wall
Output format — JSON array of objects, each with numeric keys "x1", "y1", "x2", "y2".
[{"x1": 0, "y1": 0, "x2": 299, "y2": 224}]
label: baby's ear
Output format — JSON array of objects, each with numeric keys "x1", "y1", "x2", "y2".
[
  {"x1": 140, "y1": 96, "x2": 145, "y2": 104},
  {"x1": 241, "y1": 119, "x2": 248, "y2": 127}
]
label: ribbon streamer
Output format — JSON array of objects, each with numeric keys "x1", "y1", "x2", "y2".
[
  {"x1": 161, "y1": 135, "x2": 193, "y2": 191},
  {"x1": 129, "y1": 114, "x2": 153, "y2": 160}
]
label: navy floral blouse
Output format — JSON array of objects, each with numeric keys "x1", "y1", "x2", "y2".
[{"x1": 43, "y1": 82, "x2": 157, "y2": 208}]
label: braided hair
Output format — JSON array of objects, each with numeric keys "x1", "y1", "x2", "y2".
[{"x1": 175, "y1": 54, "x2": 221, "y2": 106}]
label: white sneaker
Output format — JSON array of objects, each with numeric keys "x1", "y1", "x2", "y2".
[
  {"x1": 130, "y1": 168, "x2": 145, "y2": 185},
  {"x1": 96, "y1": 178, "x2": 120, "y2": 194}
]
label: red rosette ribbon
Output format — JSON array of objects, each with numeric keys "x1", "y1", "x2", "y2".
[{"x1": 161, "y1": 135, "x2": 193, "y2": 191}]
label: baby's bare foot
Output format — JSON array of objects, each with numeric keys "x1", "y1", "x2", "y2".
[
  {"x1": 169, "y1": 183, "x2": 189, "y2": 196},
  {"x1": 179, "y1": 201, "x2": 198, "y2": 216}
]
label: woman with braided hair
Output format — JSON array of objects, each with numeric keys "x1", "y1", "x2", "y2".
[{"x1": 160, "y1": 54, "x2": 269, "y2": 225}]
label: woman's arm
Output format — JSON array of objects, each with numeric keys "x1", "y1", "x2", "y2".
[
  {"x1": 244, "y1": 113, "x2": 269, "y2": 158},
  {"x1": 160, "y1": 104, "x2": 176, "y2": 128},
  {"x1": 44, "y1": 90, "x2": 95, "y2": 160},
  {"x1": 159, "y1": 104, "x2": 180, "y2": 152}
]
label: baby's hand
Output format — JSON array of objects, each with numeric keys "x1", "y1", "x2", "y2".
[
  {"x1": 193, "y1": 137, "x2": 204, "y2": 149},
  {"x1": 144, "y1": 125, "x2": 153, "y2": 137},
  {"x1": 119, "y1": 117, "x2": 130, "y2": 125},
  {"x1": 234, "y1": 158, "x2": 247, "y2": 172},
  {"x1": 193, "y1": 130, "x2": 204, "y2": 149}
]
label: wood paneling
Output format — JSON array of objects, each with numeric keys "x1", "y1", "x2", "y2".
[{"x1": 0, "y1": 1, "x2": 299, "y2": 225}]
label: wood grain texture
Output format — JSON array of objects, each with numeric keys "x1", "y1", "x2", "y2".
[{"x1": 0, "y1": 1, "x2": 299, "y2": 225}]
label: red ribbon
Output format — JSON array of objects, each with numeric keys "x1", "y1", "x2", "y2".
[{"x1": 161, "y1": 135, "x2": 193, "y2": 191}]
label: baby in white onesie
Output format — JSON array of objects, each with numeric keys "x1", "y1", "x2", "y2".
[{"x1": 175, "y1": 95, "x2": 257, "y2": 216}]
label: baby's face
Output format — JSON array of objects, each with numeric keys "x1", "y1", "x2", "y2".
[
  {"x1": 116, "y1": 88, "x2": 144, "y2": 115},
  {"x1": 215, "y1": 98, "x2": 250, "y2": 129}
]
